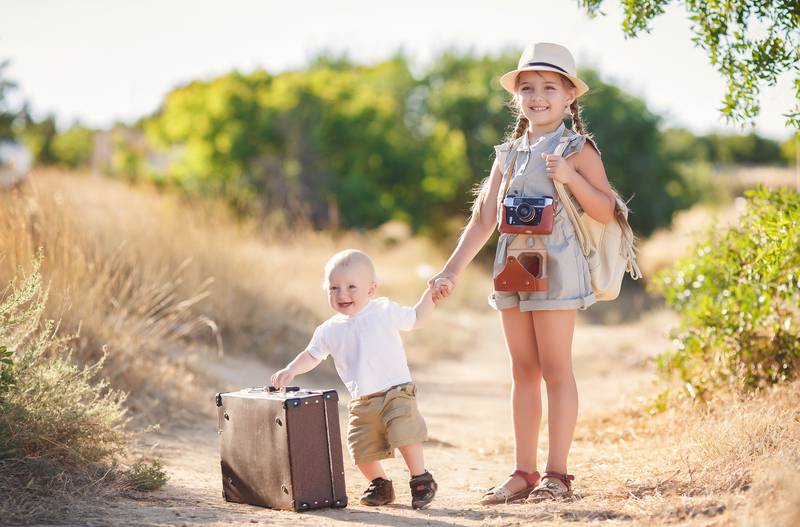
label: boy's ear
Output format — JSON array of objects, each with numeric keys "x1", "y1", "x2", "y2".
[{"x1": 368, "y1": 282, "x2": 378, "y2": 296}]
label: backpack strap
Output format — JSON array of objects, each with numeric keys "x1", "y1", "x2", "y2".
[
  {"x1": 552, "y1": 132, "x2": 643, "y2": 280},
  {"x1": 552, "y1": 129, "x2": 591, "y2": 254}
]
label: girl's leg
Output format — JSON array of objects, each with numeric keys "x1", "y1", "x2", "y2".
[
  {"x1": 531, "y1": 309, "x2": 578, "y2": 475},
  {"x1": 497, "y1": 306, "x2": 542, "y2": 492},
  {"x1": 357, "y1": 460, "x2": 387, "y2": 481}
]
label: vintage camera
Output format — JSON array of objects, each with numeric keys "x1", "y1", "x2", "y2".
[{"x1": 499, "y1": 195, "x2": 555, "y2": 234}]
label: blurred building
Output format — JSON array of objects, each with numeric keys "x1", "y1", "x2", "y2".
[{"x1": 0, "y1": 140, "x2": 32, "y2": 188}]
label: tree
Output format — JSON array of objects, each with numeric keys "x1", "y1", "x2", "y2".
[
  {"x1": 20, "y1": 112, "x2": 58, "y2": 165},
  {"x1": 141, "y1": 54, "x2": 697, "y2": 235},
  {"x1": 0, "y1": 60, "x2": 19, "y2": 141},
  {"x1": 52, "y1": 123, "x2": 94, "y2": 168},
  {"x1": 578, "y1": 0, "x2": 800, "y2": 128}
]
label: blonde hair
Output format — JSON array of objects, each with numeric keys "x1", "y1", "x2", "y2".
[
  {"x1": 323, "y1": 249, "x2": 377, "y2": 288},
  {"x1": 468, "y1": 72, "x2": 591, "y2": 224}
]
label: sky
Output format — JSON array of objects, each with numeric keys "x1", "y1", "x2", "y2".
[{"x1": 0, "y1": 0, "x2": 794, "y2": 140}]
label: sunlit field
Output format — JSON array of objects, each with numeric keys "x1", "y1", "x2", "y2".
[{"x1": 2, "y1": 168, "x2": 798, "y2": 525}]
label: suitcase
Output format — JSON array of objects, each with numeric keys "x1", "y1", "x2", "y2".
[{"x1": 215, "y1": 386, "x2": 348, "y2": 511}]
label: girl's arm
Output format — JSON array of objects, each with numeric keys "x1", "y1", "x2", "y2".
[
  {"x1": 430, "y1": 159, "x2": 505, "y2": 296},
  {"x1": 270, "y1": 351, "x2": 321, "y2": 389},
  {"x1": 544, "y1": 143, "x2": 615, "y2": 224}
]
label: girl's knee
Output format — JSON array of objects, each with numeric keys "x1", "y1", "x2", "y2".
[
  {"x1": 510, "y1": 359, "x2": 541, "y2": 384},
  {"x1": 541, "y1": 364, "x2": 575, "y2": 387}
]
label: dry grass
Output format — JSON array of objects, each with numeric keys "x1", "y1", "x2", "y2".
[
  {"x1": 0, "y1": 253, "x2": 168, "y2": 525},
  {"x1": 638, "y1": 165, "x2": 798, "y2": 280},
  {"x1": 7, "y1": 168, "x2": 798, "y2": 525},
  {"x1": 573, "y1": 382, "x2": 800, "y2": 525},
  {"x1": 0, "y1": 169, "x2": 488, "y2": 414},
  {"x1": 637, "y1": 201, "x2": 742, "y2": 279},
  {"x1": 721, "y1": 165, "x2": 798, "y2": 194}
]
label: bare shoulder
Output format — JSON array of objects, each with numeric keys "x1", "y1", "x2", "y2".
[
  {"x1": 569, "y1": 135, "x2": 611, "y2": 195},
  {"x1": 577, "y1": 135, "x2": 601, "y2": 156}
]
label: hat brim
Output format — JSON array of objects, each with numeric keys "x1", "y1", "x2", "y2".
[{"x1": 500, "y1": 66, "x2": 589, "y2": 97}]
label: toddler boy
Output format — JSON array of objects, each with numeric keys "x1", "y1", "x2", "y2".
[{"x1": 271, "y1": 249, "x2": 439, "y2": 509}]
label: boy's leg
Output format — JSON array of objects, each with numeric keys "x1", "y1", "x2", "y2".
[
  {"x1": 356, "y1": 459, "x2": 395, "y2": 506},
  {"x1": 349, "y1": 397, "x2": 396, "y2": 506},
  {"x1": 383, "y1": 387, "x2": 437, "y2": 509},
  {"x1": 357, "y1": 460, "x2": 387, "y2": 481},
  {"x1": 399, "y1": 443, "x2": 437, "y2": 510},
  {"x1": 397, "y1": 443, "x2": 424, "y2": 476}
]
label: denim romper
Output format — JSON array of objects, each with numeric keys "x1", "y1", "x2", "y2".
[{"x1": 488, "y1": 122, "x2": 598, "y2": 312}]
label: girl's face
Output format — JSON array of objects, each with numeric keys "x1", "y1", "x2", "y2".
[{"x1": 515, "y1": 70, "x2": 576, "y2": 128}]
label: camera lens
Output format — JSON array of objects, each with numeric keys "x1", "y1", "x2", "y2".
[{"x1": 516, "y1": 203, "x2": 535, "y2": 222}]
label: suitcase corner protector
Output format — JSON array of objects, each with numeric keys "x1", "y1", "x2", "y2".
[
  {"x1": 215, "y1": 392, "x2": 224, "y2": 407},
  {"x1": 322, "y1": 389, "x2": 339, "y2": 402}
]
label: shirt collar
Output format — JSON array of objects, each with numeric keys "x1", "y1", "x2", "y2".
[{"x1": 516, "y1": 122, "x2": 566, "y2": 151}]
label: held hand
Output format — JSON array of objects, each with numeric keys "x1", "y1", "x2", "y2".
[
  {"x1": 428, "y1": 271, "x2": 457, "y2": 303},
  {"x1": 541, "y1": 153, "x2": 574, "y2": 184},
  {"x1": 270, "y1": 367, "x2": 295, "y2": 390},
  {"x1": 432, "y1": 278, "x2": 455, "y2": 304}
]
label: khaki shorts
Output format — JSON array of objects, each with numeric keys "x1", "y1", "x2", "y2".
[{"x1": 346, "y1": 383, "x2": 427, "y2": 465}]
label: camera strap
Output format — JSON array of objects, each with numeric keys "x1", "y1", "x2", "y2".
[
  {"x1": 496, "y1": 129, "x2": 573, "y2": 226},
  {"x1": 496, "y1": 149, "x2": 520, "y2": 226}
]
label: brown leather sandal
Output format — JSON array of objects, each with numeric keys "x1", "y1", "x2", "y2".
[
  {"x1": 525, "y1": 471, "x2": 575, "y2": 503},
  {"x1": 479, "y1": 469, "x2": 540, "y2": 505}
]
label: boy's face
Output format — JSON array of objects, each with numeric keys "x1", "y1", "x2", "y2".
[{"x1": 326, "y1": 264, "x2": 377, "y2": 316}]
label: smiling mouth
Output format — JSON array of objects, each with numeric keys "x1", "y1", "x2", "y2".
[
  {"x1": 530, "y1": 106, "x2": 550, "y2": 112},
  {"x1": 338, "y1": 301, "x2": 354, "y2": 308}
]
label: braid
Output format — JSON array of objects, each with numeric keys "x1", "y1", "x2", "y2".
[
  {"x1": 569, "y1": 99, "x2": 589, "y2": 136},
  {"x1": 471, "y1": 99, "x2": 528, "y2": 225},
  {"x1": 506, "y1": 110, "x2": 529, "y2": 142}
]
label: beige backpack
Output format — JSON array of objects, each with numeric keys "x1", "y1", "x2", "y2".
[{"x1": 551, "y1": 133, "x2": 642, "y2": 301}]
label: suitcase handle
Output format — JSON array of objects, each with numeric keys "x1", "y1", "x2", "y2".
[{"x1": 265, "y1": 386, "x2": 301, "y2": 392}]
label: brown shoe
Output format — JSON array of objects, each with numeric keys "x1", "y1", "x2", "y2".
[
  {"x1": 360, "y1": 477, "x2": 395, "y2": 506},
  {"x1": 479, "y1": 469, "x2": 540, "y2": 505},
  {"x1": 410, "y1": 471, "x2": 437, "y2": 510},
  {"x1": 525, "y1": 471, "x2": 574, "y2": 503}
]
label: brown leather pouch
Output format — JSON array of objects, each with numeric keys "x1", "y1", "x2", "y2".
[{"x1": 493, "y1": 236, "x2": 548, "y2": 292}]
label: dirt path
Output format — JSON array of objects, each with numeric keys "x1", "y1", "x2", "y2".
[{"x1": 77, "y1": 309, "x2": 677, "y2": 527}]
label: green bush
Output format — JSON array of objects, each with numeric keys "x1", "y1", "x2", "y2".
[
  {"x1": 653, "y1": 188, "x2": 800, "y2": 398},
  {"x1": 0, "y1": 346, "x2": 14, "y2": 394},
  {"x1": 0, "y1": 255, "x2": 166, "y2": 524},
  {"x1": 52, "y1": 123, "x2": 94, "y2": 168},
  {"x1": 142, "y1": 54, "x2": 690, "y2": 236},
  {"x1": 126, "y1": 459, "x2": 169, "y2": 491}
]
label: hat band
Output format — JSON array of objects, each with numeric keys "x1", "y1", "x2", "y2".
[{"x1": 524, "y1": 62, "x2": 569, "y2": 75}]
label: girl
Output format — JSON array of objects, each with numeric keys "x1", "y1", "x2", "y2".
[{"x1": 429, "y1": 42, "x2": 615, "y2": 504}]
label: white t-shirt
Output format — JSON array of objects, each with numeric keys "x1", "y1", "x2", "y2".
[{"x1": 305, "y1": 297, "x2": 416, "y2": 398}]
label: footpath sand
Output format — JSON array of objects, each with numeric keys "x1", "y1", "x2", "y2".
[{"x1": 70, "y1": 309, "x2": 679, "y2": 527}]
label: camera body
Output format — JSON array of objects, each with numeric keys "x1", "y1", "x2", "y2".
[{"x1": 499, "y1": 195, "x2": 555, "y2": 235}]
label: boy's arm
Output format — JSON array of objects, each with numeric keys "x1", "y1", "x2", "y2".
[
  {"x1": 412, "y1": 286, "x2": 436, "y2": 329},
  {"x1": 270, "y1": 350, "x2": 322, "y2": 389}
]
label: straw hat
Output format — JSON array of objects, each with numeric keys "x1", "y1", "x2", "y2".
[{"x1": 500, "y1": 42, "x2": 589, "y2": 96}]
